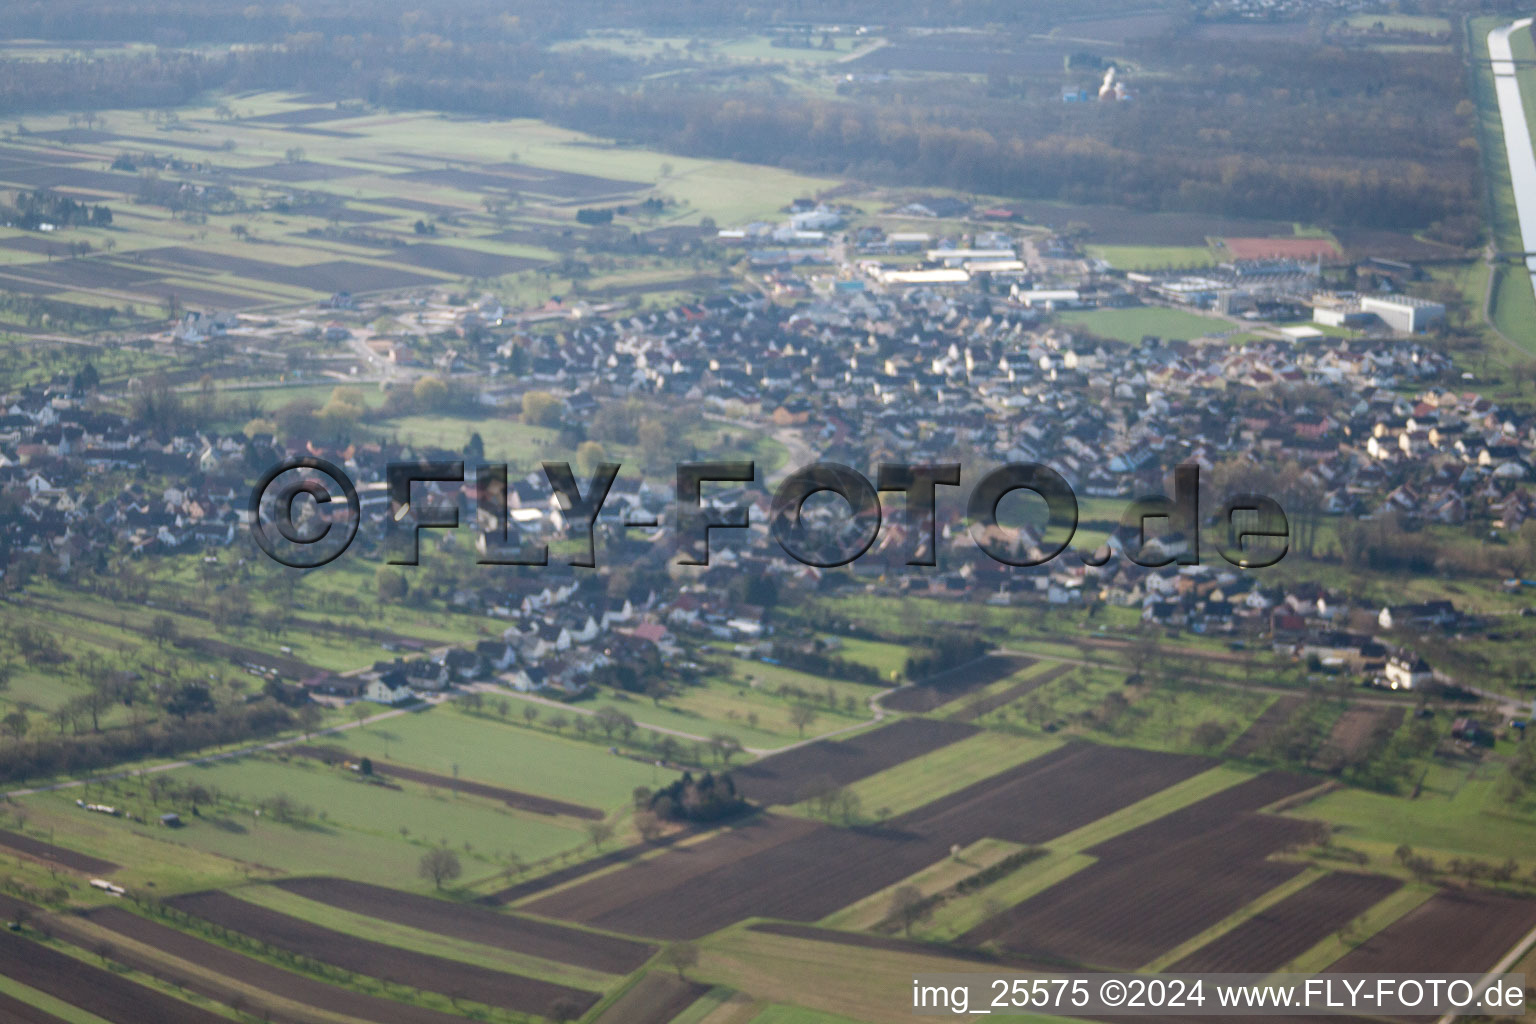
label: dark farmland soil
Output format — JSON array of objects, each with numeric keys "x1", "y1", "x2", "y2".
[
  {"x1": 0, "y1": 258, "x2": 161, "y2": 288},
  {"x1": 732, "y1": 717, "x2": 979, "y2": 807},
  {"x1": 1086, "y1": 770, "x2": 1319, "y2": 862},
  {"x1": 964, "y1": 815, "x2": 1319, "y2": 968},
  {"x1": 0, "y1": 165, "x2": 141, "y2": 192},
  {"x1": 290, "y1": 744, "x2": 603, "y2": 819},
  {"x1": 0, "y1": 925, "x2": 225, "y2": 1024},
  {"x1": 1227, "y1": 696, "x2": 1306, "y2": 759},
  {"x1": 590, "y1": 972, "x2": 708, "y2": 1024},
  {"x1": 0, "y1": 828, "x2": 117, "y2": 874},
  {"x1": 532, "y1": 815, "x2": 949, "y2": 940},
  {"x1": 84, "y1": 905, "x2": 476, "y2": 1024},
  {"x1": 244, "y1": 107, "x2": 371, "y2": 126},
  {"x1": 528, "y1": 814, "x2": 822, "y2": 925},
  {"x1": 949, "y1": 662, "x2": 1072, "y2": 723},
  {"x1": 481, "y1": 831, "x2": 693, "y2": 906},
  {"x1": 882, "y1": 654, "x2": 1034, "y2": 713},
  {"x1": 749, "y1": 921, "x2": 1059, "y2": 969},
  {"x1": 166, "y1": 890, "x2": 600, "y2": 1017},
  {"x1": 895, "y1": 742, "x2": 1214, "y2": 845},
  {"x1": 233, "y1": 159, "x2": 368, "y2": 181},
  {"x1": 132, "y1": 247, "x2": 443, "y2": 293},
  {"x1": 532, "y1": 744, "x2": 1210, "y2": 940},
  {"x1": 481, "y1": 162, "x2": 649, "y2": 199},
  {"x1": 272, "y1": 876, "x2": 653, "y2": 972},
  {"x1": 746, "y1": 923, "x2": 1368, "y2": 1024},
  {"x1": 393, "y1": 243, "x2": 544, "y2": 277},
  {"x1": 0, "y1": 990, "x2": 71, "y2": 1024},
  {"x1": 1170, "y1": 872, "x2": 1403, "y2": 972},
  {"x1": 1328, "y1": 888, "x2": 1536, "y2": 975}
]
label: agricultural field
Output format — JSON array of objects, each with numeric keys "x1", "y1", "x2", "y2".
[
  {"x1": 1, "y1": 5, "x2": 1535, "y2": 1023},
  {"x1": 0, "y1": 86, "x2": 838, "y2": 332}
]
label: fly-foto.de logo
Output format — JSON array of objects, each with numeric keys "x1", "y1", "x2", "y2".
[{"x1": 249, "y1": 458, "x2": 1288, "y2": 572}]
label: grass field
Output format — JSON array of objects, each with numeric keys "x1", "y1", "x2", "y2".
[
  {"x1": 809, "y1": 731, "x2": 1062, "y2": 821},
  {"x1": 751, "y1": 1005, "x2": 872, "y2": 1024},
  {"x1": 580, "y1": 675, "x2": 871, "y2": 751},
  {"x1": 341, "y1": 706, "x2": 661, "y2": 812},
  {"x1": 823, "y1": 837, "x2": 1028, "y2": 931},
  {"x1": 1340, "y1": 14, "x2": 1450, "y2": 34},
  {"x1": 70, "y1": 752, "x2": 587, "y2": 886},
  {"x1": 1083, "y1": 244, "x2": 1214, "y2": 270},
  {"x1": 750, "y1": 1005, "x2": 873, "y2": 1024},
  {"x1": 1048, "y1": 765, "x2": 1255, "y2": 852},
  {"x1": 1058, "y1": 307, "x2": 1234, "y2": 343},
  {"x1": 918, "y1": 848, "x2": 1095, "y2": 941},
  {"x1": 1288, "y1": 757, "x2": 1536, "y2": 866},
  {"x1": 554, "y1": 31, "x2": 878, "y2": 66},
  {"x1": 821, "y1": 637, "x2": 911, "y2": 680}
]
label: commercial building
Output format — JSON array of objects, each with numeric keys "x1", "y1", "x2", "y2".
[{"x1": 1360, "y1": 294, "x2": 1445, "y2": 334}]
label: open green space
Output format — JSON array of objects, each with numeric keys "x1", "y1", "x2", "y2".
[
  {"x1": 820, "y1": 637, "x2": 911, "y2": 680},
  {"x1": 1058, "y1": 306, "x2": 1234, "y2": 343},
  {"x1": 1288, "y1": 756, "x2": 1536, "y2": 866},
  {"x1": 0, "y1": 90, "x2": 841, "y2": 327},
  {"x1": 21, "y1": 752, "x2": 588, "y2": 887},
  {"x1": 1340, "y1": 13, "x2": 1450, "y2": 34},
  {"x1": 582, "y1": 673, "x2": 872, "y2": 751},
  {"x1": 342, "y1": 705, "x2": 661, "y2": 811},
  {"x1": 1084, "y1": 244, "x2": 1214, "y2": 271}
]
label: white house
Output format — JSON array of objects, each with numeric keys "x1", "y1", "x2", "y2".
[
  {"x1": 364, "y1": 678, "x2": 414, "y2": 704},
  {"x1": 1382, "y1": 653, "x2": 1433, "y2": 691}
]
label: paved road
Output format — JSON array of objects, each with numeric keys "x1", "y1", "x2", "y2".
[{"x1": 1490, "y1": 18, "x2": 1536, "y2": 295}]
